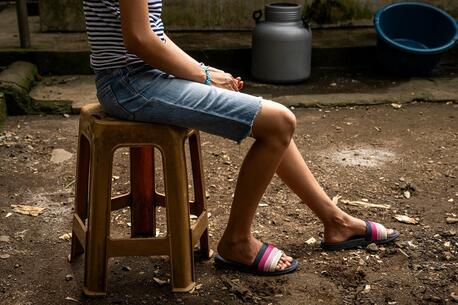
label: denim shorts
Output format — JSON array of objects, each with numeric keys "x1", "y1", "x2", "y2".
[{"x1": 94, "y1": 64, "x2": 262, "y2": 143}]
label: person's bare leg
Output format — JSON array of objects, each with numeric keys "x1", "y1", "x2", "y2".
[
  {"x1": 276, "y1": 139, "x2": 394, "y2": 242},
  {"x1": 217, "y1": 100, "x2": 295, "y2": 270}
]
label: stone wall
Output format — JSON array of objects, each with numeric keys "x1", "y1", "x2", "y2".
[{"x1": 38, "y1": 0, "x2": 458, "y2": 32}]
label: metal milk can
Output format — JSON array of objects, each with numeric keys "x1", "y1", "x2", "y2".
[{"x1": 251, "y1": 3, "x2": 312, "y2": 83}]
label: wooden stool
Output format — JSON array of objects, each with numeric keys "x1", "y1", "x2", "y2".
[{"x1": 70, "y1": 104, "x2": 211, "y2": 296}]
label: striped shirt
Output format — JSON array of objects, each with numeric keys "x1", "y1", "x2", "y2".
[{"x1": 83, "y1": 0, "x2": 165, "y2": 70}]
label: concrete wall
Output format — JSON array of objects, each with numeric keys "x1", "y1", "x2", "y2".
[
  {"x1": 39, "y1": 0, "x2": 458, "y2": 32},
  {"x1": 39, "y1": 0, "x2": 85, "y2": 32}
]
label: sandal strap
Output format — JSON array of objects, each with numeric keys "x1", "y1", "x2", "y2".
[
  {"x1": 365, "y1": 221, "x2": 388, "y2": 241},
  {"x1": 253, "y1": 243, "x2": 284, "y2": 272}
]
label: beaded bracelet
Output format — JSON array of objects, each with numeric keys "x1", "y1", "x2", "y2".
[{"x1": 200, "y1": 62, "x2": 212, "y2": 85}]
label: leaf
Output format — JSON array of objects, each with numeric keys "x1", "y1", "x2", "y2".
[
  {"x1": 11, "y1": 205, "x2": 45, "y2": 217},
  {"x1": 394, "y1": 214, "x2": 419, "y2": 224}
]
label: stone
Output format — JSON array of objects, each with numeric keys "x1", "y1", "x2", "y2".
[
  {"x1": 0, "y1": 235, "x2": 10, "y2": 242},
  {"x1": 65, "y1": 274, "x2": 73, "y2": 281},
  {"x1": 366, "y1": 243, "x2": 378, "y2": 252},
  {"x1": 50, "y1": 149, "x2": 73, "y2": 164}
]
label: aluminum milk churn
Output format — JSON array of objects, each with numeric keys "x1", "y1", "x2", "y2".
[{"x1": 251, "y1": 3, "x2": 312, "y2": 83}]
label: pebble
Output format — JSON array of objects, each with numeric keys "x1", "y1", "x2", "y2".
[
  {"x1": 14, "y1": 263, "x2": 20, "y2": 268},
  {"x1": 366, "y1": 243, "x2": 378, "y2": 252},
  {"x1": 0, "y1": 235, "x2": 10, "y2": 242},
  {"x1": 122, "y1": 266, "x2": 131, "y2": 271},
  {"x1": 65, "y1": 274, "x2": 73, "y2": 281},
  {"x1": 0, "y1": 254, "x2": 10, "y2": 259}
]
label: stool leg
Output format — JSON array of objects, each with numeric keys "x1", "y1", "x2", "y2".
[
  {"x1": 130, "y1": 147, "x2": 155, "y2": 237},
  {"x1": 164, "y1": 142, "x2": 195, "y2": 292},
  {"x1": 71, "y1": 133, "x2": 90, "y2": 261},
  {"x1": 83, "y1": 145, "x2": 113, "y2": 297},
  {"x1": 189, "y1": 133, "x2": 211, "y2": 259}
]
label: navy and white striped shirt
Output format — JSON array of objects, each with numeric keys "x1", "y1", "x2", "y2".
[{"x1": 83, "y1": 0, "x2": 165, "y2": 70}]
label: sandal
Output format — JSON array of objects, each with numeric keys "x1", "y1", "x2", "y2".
[
  {"x1": 215, "y1": 242, "x2": 298, "y2": 275},
  {"x1": 320, "y1": 220, "x2": 400, "y2": 251}
]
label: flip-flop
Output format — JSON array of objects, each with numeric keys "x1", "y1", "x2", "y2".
[
  {"x1": 214, "y1": 242, "x2": 299, "y2": 276},
  {"x1": 320, "y1": 220, "x2": 400, "y2": 251}
]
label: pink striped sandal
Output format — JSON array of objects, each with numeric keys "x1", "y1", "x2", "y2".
[
  {"x1": 320, "y1": 220, "x2": 400, "y2": 251},
  {"x1": 214, "y1": 243, "x2": 298, "y2": 275}
]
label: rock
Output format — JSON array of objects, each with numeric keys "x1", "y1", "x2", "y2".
[
  {"x1": 391, "y1": 103, "x2": 402, "y2": 109},
  {"x1": 367, "y1": 243, "x2": 378, "y2": 252},
  {"x1": 0, "y1": 235, "x2": 10, "y2": 242},
  {"x1": 122, "y1": 266, "x2": 131, "y2": 271},
  {"x1": 362, "y1": 284, "x2": 371, "y2": 294},
  {"x1": 404, "y1": 190, "x2": 411, "y2": 199},
  {"x1": 446, "y1": 217, "x2": 458, "y2": 224},
  {"x1": 0, "y1": 254, "x2": 10, "y2": 259},
  {"x1": 14, "y1": 263, "x2": 20, "y2": 268},
  {"x1": 65, "y1": 274, "x2": 73, "y2": 281},
  {"x1": 50, "y1": 149, "x2": 73, "y2": 164}
]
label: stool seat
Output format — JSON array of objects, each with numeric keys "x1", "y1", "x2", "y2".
[{"x1": 70, "y1": 104, "x2": 211, "y2": 296}]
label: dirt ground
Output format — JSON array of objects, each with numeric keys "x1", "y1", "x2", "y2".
[{"x1": 0, "y1": 102, "x2": 457, "y2": 305}]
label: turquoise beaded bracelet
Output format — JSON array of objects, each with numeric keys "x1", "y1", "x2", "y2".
[{"x1": 200, "y1": 62, "x2": 212, "y2": 85}]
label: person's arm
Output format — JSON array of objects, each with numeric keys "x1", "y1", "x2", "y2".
[
  {"x1": 119, "y1": 0, "x2": 240, "y2": 91},
  {"x1": 164, "y1": 34, "x2": 244, "y2": 91}
]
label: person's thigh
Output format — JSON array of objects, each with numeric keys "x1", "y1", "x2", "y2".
[{"x1": 97, "y1": 65, "x2": 263, "y2": 143}]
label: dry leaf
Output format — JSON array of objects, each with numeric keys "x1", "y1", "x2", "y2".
[
  {"x1": 11, "y1": 205, "x2": 45, "y2": 217},
  {"x1": 153, "y1": 277, "x2": 168, "y2": 286},
  {"x1": 64, "y1": 296, "x2": 79, "y2": 303},
  {"x1": 394, "y1": 214, "x2": 419, "y2": 224}
]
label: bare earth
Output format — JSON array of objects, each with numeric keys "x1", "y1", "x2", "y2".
[{"x1": 0, "y1": 102, "x2": 457, "y2": 305}]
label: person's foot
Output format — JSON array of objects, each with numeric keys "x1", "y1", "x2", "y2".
[
  {"x1": 323, "y1": 213, "x2": 396, "y2": 244},
  {"x1": 217, "y1": 234, "x2": 293, "y2": 271}
]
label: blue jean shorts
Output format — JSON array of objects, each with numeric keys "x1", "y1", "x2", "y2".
[{"x1": 95, "y1": 64, "x2": 262, "y2": 143}]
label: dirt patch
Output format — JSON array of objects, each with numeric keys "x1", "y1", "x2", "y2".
[{"x1": 0, "y1": 102, "x2": 457, "y2": 304}]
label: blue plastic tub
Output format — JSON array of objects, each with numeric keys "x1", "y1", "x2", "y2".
[{"x1": 374, "y1": 2, "x2": 458, "y2": 75}]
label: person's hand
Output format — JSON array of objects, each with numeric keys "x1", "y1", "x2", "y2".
[{"x1": 208, "y1": 67, "x2": 244, "y2": 92}]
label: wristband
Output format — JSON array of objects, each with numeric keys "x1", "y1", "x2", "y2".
[{"x1": 200, "y1": 62, "x2": 212, "y2": 85}]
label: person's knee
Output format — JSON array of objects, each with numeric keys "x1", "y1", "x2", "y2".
[{"x1": 272, "y1": 106, "x2": 296, "y2": 147}]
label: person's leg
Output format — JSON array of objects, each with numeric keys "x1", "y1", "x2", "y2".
[
  {"x1": 275, "y1": 139, "x2": 395, "y2": 243},
  {"x1": 217, "y1": 100, "x2": 295, "y2": 270}
]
